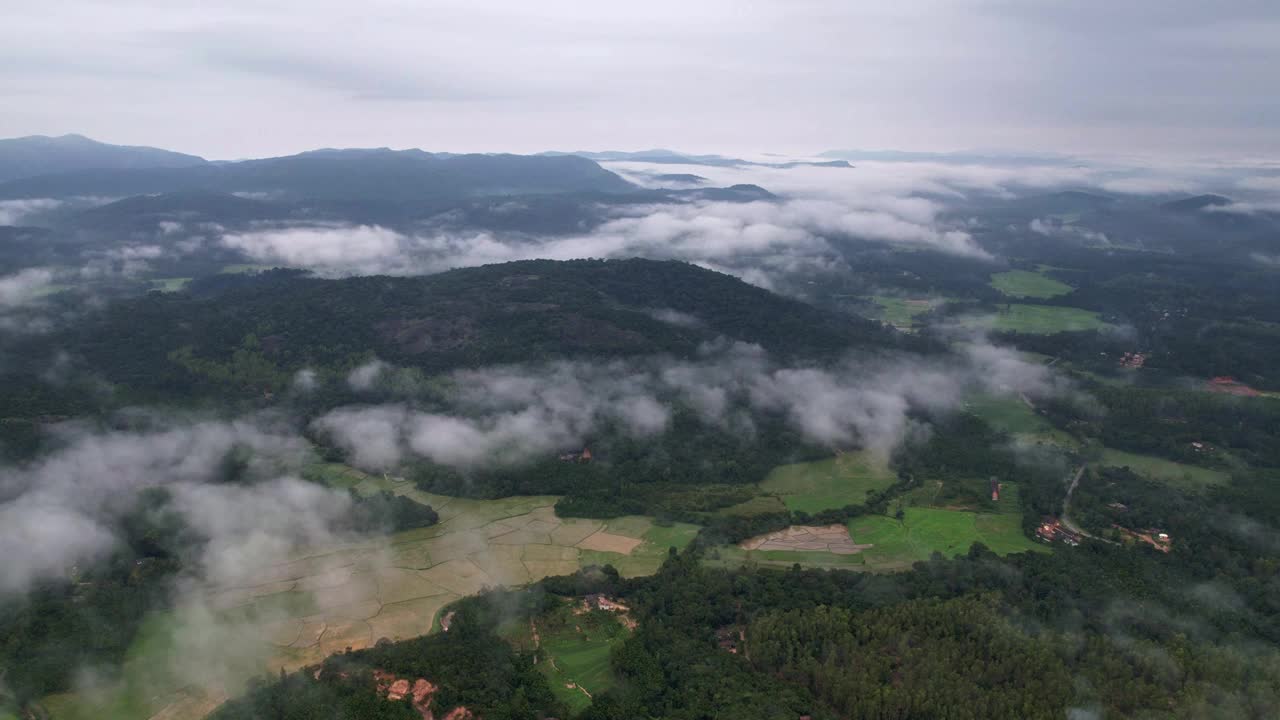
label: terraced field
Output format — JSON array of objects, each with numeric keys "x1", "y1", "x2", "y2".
[{"x1": 44, "y1": 467, "x2": 697, "y2": 720}]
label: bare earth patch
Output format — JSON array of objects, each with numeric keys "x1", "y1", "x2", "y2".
[{"x1": 740, "y1": 524, "x2": 872, "y2": 555}]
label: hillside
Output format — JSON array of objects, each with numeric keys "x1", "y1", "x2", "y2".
[
  {"x1": 0, "y1": 149, "x2": 634, "y2": 202},
  {"x1": 34, "y1": 259, "x2": 907, "y2": 396},
  {"x1": 0, "y1": 134, "x2": 206, "y2": 183}
]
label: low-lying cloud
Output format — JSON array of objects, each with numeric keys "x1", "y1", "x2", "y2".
[{"x1": 314, "y1": 339, "x2": 1062, "y2": 472}]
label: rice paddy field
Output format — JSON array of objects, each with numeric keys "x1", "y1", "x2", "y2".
[
  {"x1": 43, "y1": 465, "x2": 696, "y2": 720},
  {"x1": 868, "y1": 295, "x2": 946, "y2": 331},
  {"x1": 982, "y1": 304, "x2": 1109, "y2": 334},
  {"x1": 759, "y1": 452, "x2": 898, "y2": 513},
  {"x1": 989, "y1": 268, "x2": 1073, "y2": 299},
  {"x1": 1099, "y1": 448, "x2": 1230, "y2": 491}
]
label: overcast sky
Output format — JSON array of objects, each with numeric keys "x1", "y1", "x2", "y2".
[{"x1": 3, "y1": 0, "x2": 1277, "y2": 160}]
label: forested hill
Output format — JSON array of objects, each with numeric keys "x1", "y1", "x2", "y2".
[
  {"x1": 0, "y1": 148, "x2": 633, "y2": 202},
  {"x1": 30, "y1": 259, "x2": 910, "y2": 398}
]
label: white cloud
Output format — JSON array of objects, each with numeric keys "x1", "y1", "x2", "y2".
[
  {"x1": 0, "y1": 267, "x2": 57, "y2": 307},
  {"x1": 315, "y1": 340, "x2": 1061, "y2": 471}
]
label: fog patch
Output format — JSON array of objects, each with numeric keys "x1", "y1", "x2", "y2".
[{"x1": 316, "y1": 339, "x2": 1061, "y2": 471}]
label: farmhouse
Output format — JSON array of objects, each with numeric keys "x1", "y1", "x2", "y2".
[
  {"x1": 1036, "y1": 517, "x2": 1081, "y2": 546},
  {"x1": 558, "y1": 447, "x2": 593, "y2": 463},
  {"x1": 1118, "y1": 352, "x2": 1147, "y2": 369}
]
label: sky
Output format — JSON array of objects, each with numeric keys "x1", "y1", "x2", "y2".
[{"x1": 2, "y1": 0, "x2": 1279, "y2": 160}]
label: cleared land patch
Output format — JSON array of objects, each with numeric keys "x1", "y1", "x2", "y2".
[
  {"x1": 1099, "y1": 448, "x2": 1229, "y2": 490},
  {"x1": 990, "y1": 269, "x2": 1073, "y2": 299},
  {"x1": 760, "y1": 452, "x2": 897, "y2": 513},
  {"x1": 740, "y1": 524, "x2": 870, "y2": 555}
]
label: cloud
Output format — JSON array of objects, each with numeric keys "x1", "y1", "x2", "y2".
[
  {"x1": 645, "y1": 307, "x2": 702, "y2": 327},
  {"x1": 0, "y1": 267, "x2": 57, "y2": 307},
  {"x1": 0, "y1": 198, "x2": 64, "y2": 225},
  {"x1": 292, "y1": 368, "x2": 318, "y2": 392},
  {"x1": 1029, "y1": 217, "x2": 1109, "y2": 244},
  {"x1": 222, "y1": 224, "x2": 408, "y2": 275},
  {"x1": 0, "y1": 416, "x2": 315, "y2": 594},
  {"x1": 314, "y1": 339, "x2": 1061, "y2": 471},
  {"x1": 347, "y1": 359, "x2": 388, "y2": 390}
]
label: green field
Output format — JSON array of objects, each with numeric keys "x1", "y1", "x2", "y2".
[
  {"x1": 965, "y1": 394, "x2": 1078, "y2": 447},
  {"x1": 504, "y1": 603, "x2": 631, "y2": 713},
  {"x1": 869, "y1": 296, "x2": 944, "y2": 331},
  {"x1": 706, "y1": 544, "x2": 868, "y2": 571},
  {"x1": 760, "y1": 453, "x2": 898, "y2": 513},
  {"x1": 713, "y1": 502, "x2": 1044, "y2": 574},
  {"x1": 149, "y1": 277, "x2": 192, "y2": 292},
  {"x1": 984, "y1": 304, "x2": 1108, "y2": 334},
  {"x1": 578, "y1": 517, "x2": 700, "y2": 577},
  {"x1": 847, "y1": 506, "x2": 1046, "y2": 571},
  {"x1": 989, "y1": 269, "x2": 1073, "y2": 299},
  {"x1": 966, "y1": 395, "x2": 1050, "y2": 435},
  {"x1": 1099, "y1": 448, "x2": 1230, "y2": 490}
]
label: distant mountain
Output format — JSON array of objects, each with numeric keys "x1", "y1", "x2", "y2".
[
  {"x1": 653, "y1": 173, "x2": 707, "y2": 184},
  {"x1": 0, "y1": 149, "x2": 635, "y2": 203},
  {"x1": 820, "y1": 149, "x2": 1075, "y2": 166},
  {"x1": 544, "y1": 149, "x2": 852, "y2": 169},
  {"x1": 0, "y1": 134, "x2": 206, "y2": 183},
  {"x1": 1159, "y1": 194, "x2": 1232, "y2": 213},
  {"x1": 71, "y1": 191, "x2": 290, "y2": 230},
  {"x1": 1008, "y1": 190, "x2": 1118, "y2": 216},
  {"x1": 680, "y1": 184, "x2": 776, "y2": 203}
]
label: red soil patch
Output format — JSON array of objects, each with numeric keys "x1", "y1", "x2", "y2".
[{"x1": 1206, "y1": 376, "x2": 1261, "y2": 397}]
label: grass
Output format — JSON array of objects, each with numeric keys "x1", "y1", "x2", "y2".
[
  {"x1": 706, "y1": 545, "x2": 868, "y2": 570},
  {"x1": 989, "y1": 269, "x2": 1073, "y2": 299},
  {"x1": 986, "y1": 304, "x2": 1109, "y2": 334},
  {"x1": 869, "y1": 296, "x2": 945, "y2": 330},
  {"x1": 303, "y1": 462, "x2": 375, "y2": 491},
  {"x1": 710, "y1": 482, "x2": 1045, "y2": 573},
  {"x1": 1099, "y1": 448, "x2": 1230, "y2": 490},
  {"x1": 965, "y1": 394, "x2": 1050, "y2": 435},
  {"x1": 847, "y1": 506, "x2": 1045, "y2": 570},
  {"x1": 578, "y1": 518, "x2": 700, "y2": 577},
  {"x1": 505, "y1": 603, "x2": 631, "y2": 714},
  {"x1": 760, "y1": 452, "x2": 898, "y2": 513},
  {"x1": 714, "y1": 494, "x2": 788, "y2": 517}
]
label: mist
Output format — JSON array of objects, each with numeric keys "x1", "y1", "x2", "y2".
[{"x1": 314, "y1": 338, "x2": 1063, "y2": 472}]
